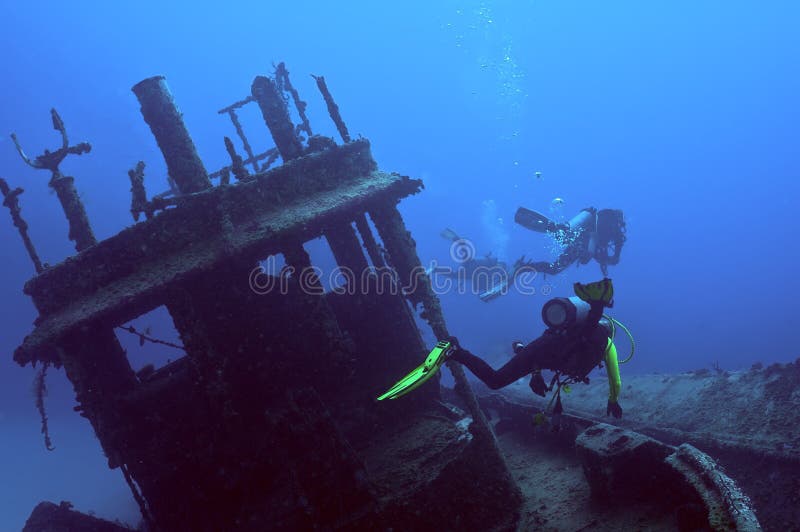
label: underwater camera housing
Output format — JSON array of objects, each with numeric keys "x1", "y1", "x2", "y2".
[{"x1": 541, "y1": 296, "x2": 612, "y2": 335}]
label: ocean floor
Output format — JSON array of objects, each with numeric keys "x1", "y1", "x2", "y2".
[
  {"x1": 479, "y1": 359, "x2": 800, "y2": 531},
  {"x1": 497, "y1": 430, "x2": 676, "y2": 531}
]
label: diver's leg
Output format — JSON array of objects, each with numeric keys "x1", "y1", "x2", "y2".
[{"x1": 452, "y1": 335, "x2": 559, "y2": 390}]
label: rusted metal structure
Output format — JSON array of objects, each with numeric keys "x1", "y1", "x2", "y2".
[{"x1": 7, "y1": 64, "x2": 521, "y2": 531}]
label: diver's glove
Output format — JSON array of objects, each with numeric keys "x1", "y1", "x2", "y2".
[
  {"x1": 574, "y1": 278, "x2": 614, "y2": 308},
  {"x1": 529, "y1": 371, "x2": 547, "y2": 397},
  {"x1": 444, "y1": 336, "x2": 465, "y2": 360},
  {"x1": 445, "y1": 335, "x2": 461, "y2": 350},
  {"x1": 606, "y1": 400, "x2": 623, "y2": 419}
]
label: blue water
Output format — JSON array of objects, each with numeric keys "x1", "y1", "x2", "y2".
[{"x1": 1, "y1": 1, "x2": 798, "y2": 528}]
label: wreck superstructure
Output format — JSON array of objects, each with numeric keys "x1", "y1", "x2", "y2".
[{"x1": 6, "y1": 64, "x2": 521, "y2": 531}]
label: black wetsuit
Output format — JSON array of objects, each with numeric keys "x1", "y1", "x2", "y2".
[{"x1": 451, "y1": 302, "x2": 608, "y2": 390}]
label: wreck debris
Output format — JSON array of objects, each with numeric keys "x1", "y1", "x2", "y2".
[
  {"x1": 216, "y1": 96, "x2": 284, "y2": 176},
  {"x1": 355, "y1": 213, "x2": 386, "y2": 268},
  {"x1": 0, "y1": 177, "x2": 43, "y2": 273},
  {"x1": 576, "y1": 423, "x2": 762, "y2": 530},
  {"x1": 119, "y1": 462, "x2": 155, "y2": 531},
  {"x1": 127, "y1": 161, "x2": 149, "y2": 221},
  {"x1": 223, "y1": 136, "x2": 249, "y2": 181},
  {"x1": 132, "y1": 76, "x2": 211, "y2": 194},
  {"x1": 276, "y1": 61, "x2": 313, "y2": 139},
  {"x1": 10, "y1": 109, "x2": 96, "y2": 252},
  {"x1": 33, "y1": 362, "x2": 54, "y2": 451},
  {"x1": 218, "y1": 96, "x2": 259, "y2": 173},
  {"x1": 23, "y1": 501, "x2": 133, "y2": 532},
  {"x1": 116, "y1": 324, "x2": 184, "y2": 351},
  {"x1": 666, "y1": 443, "x2": 762, "y2": 531},
  {"x1": 128, "y1": 160, "x2": 200, "y2": 221},
  {"x1": 312, "y1": 74, "x2": 351, "y2": 143}
]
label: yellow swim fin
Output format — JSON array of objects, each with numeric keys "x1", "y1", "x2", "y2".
[{"x1": 574, "y1": 278, "x2": 614, "y2": 307}]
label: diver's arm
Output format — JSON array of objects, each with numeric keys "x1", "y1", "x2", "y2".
[
  {"x1": 580, "y1": 301, "x2": 606, "y2": 337},
  {"x1": 533, "y1": 247, "x2": 579, "y2": 275}
]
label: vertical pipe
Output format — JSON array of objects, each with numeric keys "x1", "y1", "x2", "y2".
[
  {"x1": 251, "y1": 76, "x2": 303, "y2": 162},
  {"x1": 51, "y1": 175, "x2": 96, "y2": 251},
  {"x1": 132, "y1": 76, "x2": 211, "y2": 194}
]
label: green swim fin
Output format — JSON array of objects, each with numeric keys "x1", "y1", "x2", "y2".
[{"x1": 377, "y1": 341, "x2": 453, "y2": 400}]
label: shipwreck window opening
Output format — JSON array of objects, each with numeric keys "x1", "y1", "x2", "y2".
[
  {"x1": 303, "y1": 237, "x2": 341, "y2": 294},
  {"x1": 252, "y1": 253, "x2": 289, "y2": 295},
  {"x1": 257, "y1": 252, "x2": 288, "y2": 276},
  {"x1": 115, "y1": 305, "x2": 185, "y2": 377}
]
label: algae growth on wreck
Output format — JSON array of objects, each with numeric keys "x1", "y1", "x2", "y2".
[{"x1": 1, "y1": 2, "x2": 799, "y2": 531}]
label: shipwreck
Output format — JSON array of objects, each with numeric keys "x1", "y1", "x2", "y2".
[{"x1": 3, "y1": 63, "x2": 779, "y2": 531}]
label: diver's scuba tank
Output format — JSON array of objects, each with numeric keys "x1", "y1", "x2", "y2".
[
  {"x1": 566, "y1": 208, "x2": 595, "y2": 234},
  {"x1": 542, "y1": 296, "x2": 589, "y2": 330},
  {"x1": 514, "y1": 206, "x2": 597, "y2": 235},
  {"x1": 541, "y1": 296, "x2": 612, "y2": 336}
]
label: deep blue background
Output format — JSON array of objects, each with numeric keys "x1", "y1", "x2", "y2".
[{"x1": 1, "y1": 1, "x2": 798, "y2": 528}]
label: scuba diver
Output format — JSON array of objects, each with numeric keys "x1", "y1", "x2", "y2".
[
  {"x1": 450, "y1": 278, "x2": 623, "y2": 421},
  {"x1": 434, "y1": 228, "x2": 510, "y2": 294},
  {"x1": 515, "y1": 206, "x2": 626, "y2": 277},
  {"x1": 377, "y1": 279, "x2": 626, "y2": 423}
]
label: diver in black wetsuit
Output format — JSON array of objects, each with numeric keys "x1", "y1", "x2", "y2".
[
  {"x1": 514, "y1": 206, "x2": 626, "y2": 277},
  {"x1": 435, "y1": 227, "x2": 509, "y2": 294},
  {"x1": 449, "y1": 278, "x2": 623, "y2": 418}
]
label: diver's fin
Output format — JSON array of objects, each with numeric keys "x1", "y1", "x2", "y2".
[
  {"x1": 573, "y1": 278, "x2": 614, "y2": 307},
  {"x1": 440, "y1": 228, "x2": 461, "y2": 242},
  {"x1": 479, "y1": 279, "x2": 509, "y2": 302},
  {"x1": 514, "y1": 207, "x2": 556, "y2": 233},
  {"x1": 377, "y1": 341, "x2": 453, "y2": 400}
]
